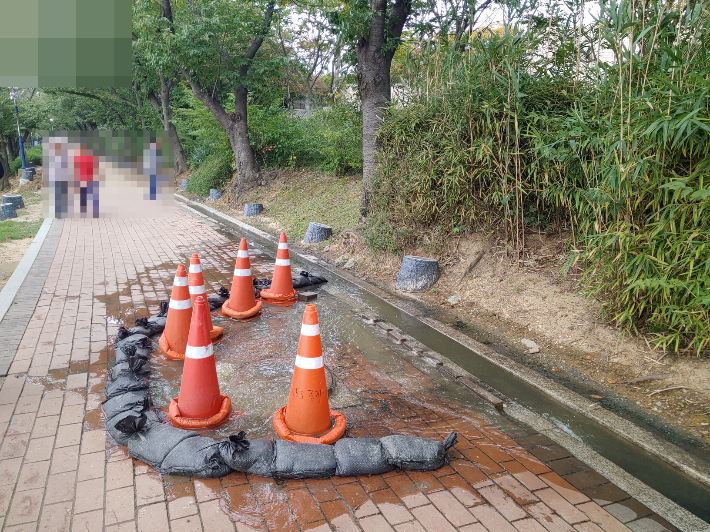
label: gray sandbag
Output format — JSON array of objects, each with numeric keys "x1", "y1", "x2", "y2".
[
  {"x1": 207, "y1": 288, "x2": 230, "y2": 311},
  {"x1": 381, "y1": 431, "x2": 458, "y2": 471},
  {"x1": 160, "y1": 436, "x2": 233, "y2": 478},
  {"x1": 126, "y1": 321, "x2": 152, "y2": 337},
  {"x1": 108, "y1": 358, "x2": 148, "y2": 380},
  {"x1": 145, "y1": 316, "x2": 167, "y2": 336},
  {"x1": 114, "y1": 344, "x2": 152, "y2": 364},
  {"x1": 127, "y1": 421, "x2": 199, "y2": 470},
  {"x1": 104, "y1": 371, "x2": 148, "y2": 399},
  {"x1": 273, "y1": 440, "x2": 336, "y2": 479},
  {"x1": 219, "y1": 433, "x2": 275, "y2": 477},
  {"x1": 115, "y1": 330, "x2": 152, "y2": 350},
  {"x1": 102, "y1": 390, "x2": 150, "y2": 420},
  {"x1": 106, "y1": 409, "x2": 159, "y2": 445},
  {"x1": 334, "y1": 438, "x2": 394, "y2": 476}
]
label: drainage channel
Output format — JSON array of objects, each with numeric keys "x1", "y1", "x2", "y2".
[{"x1": 179, "y1": 198, "x2": 710, "y2": 523}]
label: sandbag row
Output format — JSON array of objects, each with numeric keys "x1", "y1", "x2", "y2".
[
  {"x1": 102, "y1": 312, "x2": 458, "y2": 479},
  {"x1": 206, "y1": 271, "x2": 328, "y2": 309}
]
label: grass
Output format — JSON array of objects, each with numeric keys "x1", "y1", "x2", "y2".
[
  {"x1": 241, "y1": 171, "x2": 361, "y2": 238},
  {"x1": 0, "y1": 220, "x2": 43, "y2": 244}
]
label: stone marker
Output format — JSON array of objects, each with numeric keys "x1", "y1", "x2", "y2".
[
  {"x1": 21, "y1": 169, "x2": 34, "y2": 181},
  {"x1": 180, "y1": 178, "x2": 190, "y2": 190},
  {"x1": 298, "y1": 291, "x2": 317, "y2": 302},
  {"x1": 243, "y1": 203, "x2": 263, "y2": 217},
  {"x1": 208, "y1": 189, "x2": 223, "y2": 201},
  {"x1": 0, "y1": 202, "x2": 18, "y2": 220},
  {"x1": 303, "y1": 222, "x2": 332, "y2": 244},
  {"x1": 2, "y1": 195, "x2": 25, "y2": 210},
  {"x1": 395, "y1": 256, "x2": 440, "y2": 292}
]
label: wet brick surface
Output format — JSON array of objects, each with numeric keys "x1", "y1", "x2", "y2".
[{"x1": 0, "y1": 214, "x2": 679, "y2": 531}]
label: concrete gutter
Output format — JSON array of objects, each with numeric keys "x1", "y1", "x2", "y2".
[
  {"x1": 0, "y1": 218, "x2": 53, "y2": 323},
  {"x1": 176, "y1": 195, "x2": 710, "y2": 532}
]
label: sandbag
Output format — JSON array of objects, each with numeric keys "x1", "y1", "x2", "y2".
[
  {"x1": 160, "y1": 436, "x2": 232, "y2": 478},
  {"x1": 334, "y1": 438, "x2": 394, "y2": 476},
  {"x1": 102, "y1": 390, "x2": 150, "y2": 420},
  {"x1": 126, "y1": 321, "x2": 152, "y2": 337},
  {"x1": 207, "y1": 288, "x2": 230, "y2": 310},
  {"x1": 292, "y1": 271, "x2": 328, "y2": 288},
  {"x1": 106, "y1": 409, "x2": 159, "y2": 446},
  {"x1": 145, "y1": 316, "x2": 167, "y2": 335},
  {"x1": 273, "y1": 440, "x2": 336, "y2": 479},
  {"x1": 115, "y1": 330, "x2": 152, "y2": 351},
  {"x1": 127, "y1": 421, "x2": 199, "y2": 469},
  {"x1": 219, "y1": 433, "x2": 275, "y2": 477},
  {"x1": 381, "y1": 432, "x2": 458, "y2": 471},
  {"x1": 108, "y1": 358, "x2": 148, "y2": 380},
  {"x1": 157, "y1": 301, "x2": 169, "y2": 317},
  {"x1": 104, "y1": 371, "x2": 148, "y2": 399},
  {"x1": 114, "y1": 344, "x2": 152, "y2": 364}
]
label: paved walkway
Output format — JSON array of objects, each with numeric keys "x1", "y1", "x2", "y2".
[{"x1": 0, "y1": 212, "x2": 680, "y2": 532}]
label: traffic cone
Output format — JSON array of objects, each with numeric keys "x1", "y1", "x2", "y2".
[
  {"x1": 261, "y1": 232, "x2": 297, "y2": 301},
  {"x1": 169, "y1": 296, "x2": 231, "y2": 429},
  {"x1": 159, "y1": 265, "x2": 193, "y2": 360},
  {"x1": 273, "y1": 304, "x2": 346, "y2": 444},
  {"x1": 222, "y1": 238, "x2": 262, "y2": 319},
  {"x1": 188, "y1": 253, "x2": 224, "y2": 339}
]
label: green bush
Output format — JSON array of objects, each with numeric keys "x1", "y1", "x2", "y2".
[
  {"x1": 249, "y1": 103, "x2": 362, "y2": 174},
  {"x1": 185, "y1": 148, "x2": 234, "y2": 196},
  {"x1": 10, "y1": 146, "x2": 43, "y2": 174}
]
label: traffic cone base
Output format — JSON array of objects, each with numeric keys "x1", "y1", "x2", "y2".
[
  {"x1": 169, "y1": 394, "x2": 231, "y2": 429},
  {"x1": 273, "y1": 406, "x2": 346, "y2": 445},
  {"x1": 222, "y1": 298, "x2": 262, "y2": 319},
  {"x1": 260, "y1": 287, "x2": 297, "y2": 301},
  {"x1": 209, "y1": 325, "x2": 225, "y2": 339},
  {"x1": 159, "y1": 334, "x2": 185, "y2": 361}
]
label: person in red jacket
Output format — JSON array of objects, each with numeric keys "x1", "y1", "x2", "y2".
[{"x1": 72, "y1": 146, "x2": 99, "y2": 217}]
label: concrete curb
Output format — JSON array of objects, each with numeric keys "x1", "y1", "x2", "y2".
[
  {"x1": 176, "y1": 195, "x2": 710, "y2": 531},
  {"x1": 0, "y1": 218, "x2": 53, "y2": 323}
]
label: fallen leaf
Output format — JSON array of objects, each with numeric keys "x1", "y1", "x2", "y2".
[
  {"x1": 608, "y1": 379, "x2": 618, "y2": 384},
  {"x1": 551, "y1": 368, "x2": 559, "y2": 372},
  {"x1": 585, "y1": 355, "x2": 593, "y2": 360},
  {"x1": 590, "y1": 394, "x2": 603, "y2": 399}
]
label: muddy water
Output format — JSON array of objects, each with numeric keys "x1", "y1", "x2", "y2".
[{"x1": 145, "y1": 241, "x2": 508, "y2": 443}]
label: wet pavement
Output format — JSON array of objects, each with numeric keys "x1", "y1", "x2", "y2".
[{"x1": 0, "y1": 212, "x2": 688, "y2": 531}]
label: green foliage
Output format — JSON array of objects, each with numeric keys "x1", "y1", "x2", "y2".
[
  {"x1": 375, "y1": 0, "x2": 710, "y2": 354},
  {"x1": 173, "y1": 90, "x2": 231, "y2": 168},
  {"x1": 185, "y1": 147, "x2": 234, "y2": 196},
  {"x1": 10, "y1": 147, "x2": 43, "y2": 174},
  {"x1": 249, "y1": 102, "x2": 362, "y2": 174}
]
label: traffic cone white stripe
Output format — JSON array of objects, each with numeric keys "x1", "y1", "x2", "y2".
[
  {"x1": 275, "y1": 258, "x2": 290, "y2": 266},
  {"x1": 237, "y1": 250, "x2": 250, "y2": 258},
  {"x1": 301, "y1": 323, "x2": 320, "y2": 336},
  {"x1": 185, "y1": 343, "x2": 214, "y2": 360},
  {"x1": 278, "y1": 243, "x2": 289, "y2": 249},
  {"x1": 169, "y1": 298, "x2": 192, "y2": 310},
  {"x1": 189, "y1": 285, "x2": 206, "y2": 294},
  {"x1": 295, "y1": 355, "x2": 323, "y2": 370},
  {"x1": 188, "y1": 264, "x2": 202, "y2": 273},
  {"x1": 173, "y1": 276, "x2": 188, "y2": 287},
  {"x1": 234, "y1": 268, "x2": 252, "y2": 277}
]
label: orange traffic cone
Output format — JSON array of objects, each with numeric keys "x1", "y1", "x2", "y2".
[
  {"x1": 273, "y1": 304, "x2": 346, "y2": 444},
  {"x1": 169, "y1": 296, "x2": 231, "y2": 429},
  {"x1": 222, "y1": 238, "x2": 262, "y2": 319},
  {"x1": 188, "y1": 253, "x2": 224, "y2": 339},
  {"x1": 159, "y1": 265, "x2": 193, "y2": 360},
  {"x1": 261, "y1": 232, "x2": 297, "y2": 301}
]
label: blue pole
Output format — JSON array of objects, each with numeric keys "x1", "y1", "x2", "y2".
[
  {"x1": 13, "y1": 105, "x2": 27, "y2": 170},
  {"x1": 31, "y1": 137, "x2": 35, "y2": 147}
]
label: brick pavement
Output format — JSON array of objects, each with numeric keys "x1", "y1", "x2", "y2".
[{"x1": 0, "y1": 213, "x2": 680, "y2": 532}]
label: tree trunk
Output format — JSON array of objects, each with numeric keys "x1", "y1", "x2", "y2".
[
  {"x1": 0, "y1": 137, "x2": 11, "y2": 190},
  {"x1": 229, "y1": 84, "x2": 260, "y2": 194},
  {"x1": 147, "y1": 85, "x2": 188, "y2": 178},
  {"x1": 357, "y1": 45, "x2": 392, "y2": 217}
]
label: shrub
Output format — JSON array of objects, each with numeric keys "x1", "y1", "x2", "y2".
[
  {"x1": 185, "y1": 148, "x2": 234, "y2": 196},
  {"x1": 10, "y1": 146, "x2": 43, "y2": 174}
]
